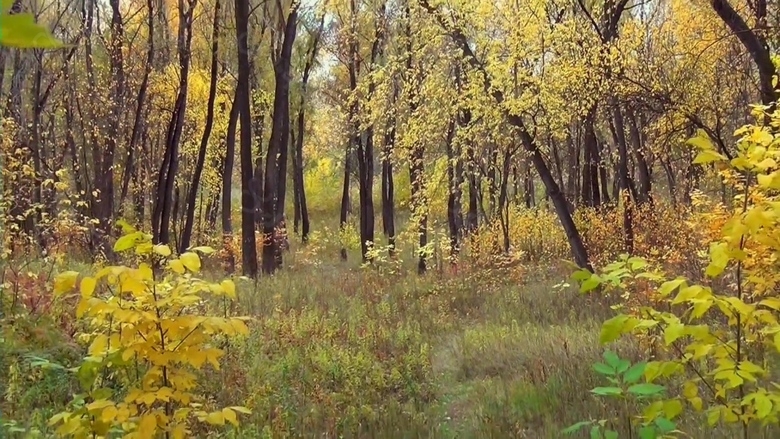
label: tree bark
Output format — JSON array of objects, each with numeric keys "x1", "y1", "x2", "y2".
[
  {"x1": 261, "y1": 4, "x2": 298, "y2": 274},
  {"x1": 180, "y1": 0, "x2": 220, "y2": 252},
  {"x1": 235, "y1": 0, "x2": 258, "y2": 277}
]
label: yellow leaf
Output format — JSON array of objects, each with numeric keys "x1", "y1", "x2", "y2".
[
  {"x1": 221, "y1": 280, "x2": 237, "y2": 299},
  {"x1": 89, "y1": 334, "x2": 109, "y2": 356},
  {"x1": 672, "y1": 285, "x2": 704, "y2": 304},
  {"x1": 683, "y1": 381, "x2": 698, "y2": 399},
  {"x1": 76, "y1": 299, "x2": 90, "y2": 318},
  {"x1": 748, "y1": 129, "x2": 774, "y2": 145},
  {"x1": 230, "y1": 406, "x2": 252, "y2": 414},
  {"x1": 658, "y1": 278, "x2": 686, "y2": 297},
  {"x1": 723, "y1": 297, "x2": 754, "y2": 317},
  {"x1": 114, "y1": 232, "x2": 141, "y2": 252},
  {"x1": 80, "y1": 276, "x2": 97, "y2": 298},
  {"x1": 687, "y1": 130, "x2": 714, "y2": 150},
  {"x1": 154, "y1": 244, "x2": 172, "y2": 257},
  {"x1": 53, "y1": 271, "x2": 79, "y2": 295},
  {"x1": 138, "y1": 413, "x2": 157, "y2": 437},
  {"x1": 116, "y1": 219, "x2": 137, "y2": 234},
  {"x1": 205, "y1": 411, "x2": 225, "y2": 425},
  {"x1": 222, "y1": 407, "x2": 238, "y2": 426},
  {"x1": 663, "y1": 399, "x2": 683, "y2": 419},
  {"x1": 86, "y1": 399, "x2": 114, "y2": 412},
  {"x1": 693, "y1": 149, "x2": 727, "y2": 164},
  {"x1": 135, "y1": 243, "x2": 153, "y2": 255},
  {"x1": 139, "y1": 263, "x2": 153, "y2": 281},
  {"x1": 180, "y1": 252, "x2": 201, "y2": 272},
  {"x1": 707, "y1": 407, "x2": 720, "y2": 426},
  {"x1": 100, "y1": 405, "x2": 118, "y2": 423},
  {"x1": 664, "y1": 322, "x2": 685, "y2": 345},
  {"x1": 171, "y1": 423, "x2": 187, "y2": 439},
  {"x1": 169, "y1": 259, "x2": 185, "y2": 274},
  {"x1": 706, "y1": 242, "x2": 729, "y2": 277},
  {"x1": 121, "y1": 277, "x2": 147, "y2": 296},
  {"x1": 230, "y1": 318, "x2": 250, "y2": 336},
  {"x1": 192, "y1": 246, "x2": 216, "y2": 255}
]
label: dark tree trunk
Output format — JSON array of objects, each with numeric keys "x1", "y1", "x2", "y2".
[
  {"x1": 524, "y1": 162, "x2": 534, "y2": 208},
  {"x1": 381, "y1": 88, "x2": 397, "y2": 255},
  {"x1": 628, "y1": 111, "x2": 652, "y2": 204},
  {"x1": 152, "y1": 0, "x2": 195, "y2": 245},
  {"x1": 119, "y1": 0, "x2": 154, "y2": 215},
  {"x1": 180, "y1": 0, "x2": 220, "y2": 252},
  {"x1": 581, "y1": 107, "x2": 601, "y2": 207},
  {"x1": 445, "y1": 118, "x2": 463, "y2": 259},
  {"x1": 292, "y1": 14, "x2": 323, "y2": 244},
  {"x1": 262, "y1": 5, "x2": 299, "y2": 274},
  {"x1": 711, "y1": 0, "x2": 777, "y2": 107},
  {"x1": 339, "y1": 143, "x2": 351, "y2": 260},
  {"x1": 235, "y1": 0, "x2": 258, "y2": 277},
  {"x1": 611, "y1": 101, "x2": 634, "y2": 254}
]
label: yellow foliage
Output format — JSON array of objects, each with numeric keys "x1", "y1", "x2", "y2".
[
  {"x1": 49, "y1": 223, "x2": 251, "y2": 437},
  {"x1": 575, "y1": 101, "x2": 780, "y2": 430}
]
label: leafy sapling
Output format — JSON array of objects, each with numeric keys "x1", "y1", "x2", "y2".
[{"x1": 563, "y1": 350, "x2": 677, "y2": 439}]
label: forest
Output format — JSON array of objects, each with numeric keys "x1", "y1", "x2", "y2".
[{"x1": 1, "y1": 0, "x2": 780, "y2": 437}]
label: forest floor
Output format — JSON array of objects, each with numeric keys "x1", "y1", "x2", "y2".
[
  {"x1": 0, "y1": 240, "x2": 769, "y2": 438},
  {"x1": 211, "y1": 253, "x2": 626, "y2": 438}
]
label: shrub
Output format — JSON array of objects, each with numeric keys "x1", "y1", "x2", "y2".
[
  {"x1": 48, "y1": 221, "x2": 252, "y2": 438},
  {"x1": 573, "y1": 103, "x2": 780, "y2": 437}
]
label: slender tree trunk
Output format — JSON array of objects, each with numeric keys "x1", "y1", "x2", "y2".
[
  {"x1": 152, "y1": 0, "x2": 195, "y2": 245},
  {"x1": 611, "y1": 101, "x2": 634, "y2": 254},
  {"x1": 119, "y1": 0, "x2": 154, "y2": 214},
  {"x1": 262, "y1": 4, "x2": 299, "y2": 273},
  {"x1": 339, "y1": 143, "x2": 351, "y2": 260},
  {"x1": 381, "y1": 109, "x2": 397, "y2": 255},
  {"x1": 180, "y1": 0, "x2": 220, "y2": 252},
  {"x1": 235, "y1": 0, "x2": 258, "y2": 276},
  {"x1": 445, "y1": 119, "x2": 463, "y2": 260}
]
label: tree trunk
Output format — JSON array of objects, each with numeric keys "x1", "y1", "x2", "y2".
[
  {"x1": 235, "y1": 0, "x2": 258, "y2": 277},
  {"x1": 445, "y1": 118, "x2": 463, "y2": 259},
  {"x1": 152, "y1": 0, "x2": 195, "y2": 245},
  {"x1": 262, "y1": 4, "x2": 299, "y2": 274},
  {"x1": 339, "y1": 143, "x2": 351, "y2": 260},
  {"x1": 180, "y1": 0, "x2": 220, "y2": 252}
]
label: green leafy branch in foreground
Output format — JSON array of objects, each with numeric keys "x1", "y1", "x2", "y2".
[
  {"x1": 1, "y1": 0, "x2": 64, "y2": 48},
  {"x1": 563, "y1": 350, "x2": 679, "y2": 439}
]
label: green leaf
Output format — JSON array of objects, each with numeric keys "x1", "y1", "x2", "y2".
[
  {"x1": 580, "y1": 275, "x2": 602, "y2": 293},
  {"x1": 591, "y1": 386, "x2": 623, "y2": 396},
  {"x1": 604, "y1": 430, "x2": 618, "y2": 439},
  {"x1": 658, "y1": 278, "x2": 686, "y2": 297},
  {"x1": 627, "y1": 383, "x2": 665, "y2": 397},
  {"x1": 623, "y1": 361, "x2": 647, "y2": 384},
  {"x1": 593, "y1": 362, "x2": 615, "y2": 376},
  {"x1": 753, "y1": 393, "x2": 773, "y2": 419},
  {"x1": 562, "y1": 421, "x2": 592, "y2": 435},
  {"x1": 590, "y1": 425, "x2": 603, "y2": 439},
  {"x1": 0, "y1": 13, "x2": 65, "y2": 48},
  {"x1": 664, "y1": 322, "x2": 686, "y2": 345},
  {"x1": 654, "y1": 417, "x2": 675, "y2": 433},
  {"x1": 627, "y1": 256, "x2": 648, "y2": 271},
  {"x1": 638, "y1": 425, "x2": 657, "y2": 439},
  {"x1": 600, "y1": 315, "x2": 635, "y2": 344},
  {"x1": 603, "y1": 351, "x2": 621, "y2": 368}
]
